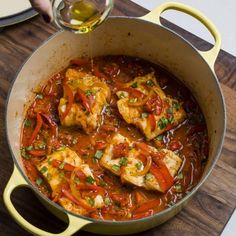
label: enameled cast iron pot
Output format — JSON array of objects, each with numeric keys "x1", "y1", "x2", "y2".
[{"x1": 4, "y1": 2, "x2": 226, "y2": 235}]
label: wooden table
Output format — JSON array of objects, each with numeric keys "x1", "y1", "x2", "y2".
[{"x1": 0, "y1": 1, "x2": 235, "y2": 235}]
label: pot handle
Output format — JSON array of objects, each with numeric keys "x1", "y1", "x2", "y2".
[
  {"x1": 3, "y1": 165, "x2": 91, "y2": 236},
  {"x1": 141, "y1": 2, "x2": 221, "y2": 69}
]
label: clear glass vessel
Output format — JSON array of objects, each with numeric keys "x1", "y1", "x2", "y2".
[{"x1": 52, "y1": 0, "x2": 114, "y2": 33}]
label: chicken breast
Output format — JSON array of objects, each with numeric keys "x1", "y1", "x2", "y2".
[
  {"x1": 58, "y1": 68, "x2": 111, "y2": 133},
  {"x1": 116, "y1": 73, "x2": 186, "y2": 140},
  {"x1": 100, "y1": 133, "x2": 182, "y2": 192}
]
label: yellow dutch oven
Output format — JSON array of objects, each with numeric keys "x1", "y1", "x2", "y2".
[{"x1": 4, "y1": 2, "x2": 226, "y2": 235}]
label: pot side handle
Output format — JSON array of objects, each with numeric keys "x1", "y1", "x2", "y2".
[
  {"x1": 3, "y1": 165, "x2": 91, "y2": 236},
  {"x1": 141, "y1": 2, "x2": 221, "y2": 69}
]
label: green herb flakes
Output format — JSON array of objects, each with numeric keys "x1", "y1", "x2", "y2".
[
  {"x1": 175, "y1": 184, "x2": 182, "y2": 192},
  {"x1": 112, "y1": 164, "x2": 120, "y2": 172},
  {"x1": 59, "y1": 162, "x2": 65, "y2": 170},
  {"x1": 177, "y1": 172, "x2": 183, "y2": 180},
  {"x1": 88, "y1": 198, "x2": 95, "y2": 206},
  {"x1": 119, "y1": 157, "x2": 128, "y2": 166},
  {"x1": 104, "y1": 197, "x2": 111, "y2": 205},
  {"x1": 36, "y1": 178, "x2": 43, "y2": 186},
  {"x1": 86, "y1": 176, "x2": 95, "y2": 185},
  {"x1": 104, "y1": 105, "x2": 111, "y2": 115},
  {"x1": 118, "y1": 92, "x2": 126, "y2": 99},
  {"x1": 24, "y1": 119, "x2": 32, "y2": 127},
  {"x1": 94, "y1": 150, "x2": 103, "y2": 159},
  {"x1": 85, "y1": 90, "x2": 93, "y2": 96},
  {"x1": 166, "y1": 107, "x2": 173, "y2": 114},
  {"x1": 158, "y1": 117, "x2": 169, "y2": 129},
  {"x1": 36, "y1": 93, "x2": 44, "y2": 99},
  {"x1": 99, "y1": 179, "x2": 107, "y2": 187},
  {"x1": 37, "y1": 143, "x2": 46, "y2": 150},
  {"x1": 172, "y1": 101, "x2": 180, "y2": 110},
  {"x1": 40, "y1": 166, "x2": 48, "y2": 174},
  {"x1": 141, "y1": 112, "x2": 149, "y2": 118},
  {"x1": 131, "y1": 82, "x2": 138, "y2": 88},
  {"x1": 168, "y1": 116, "x2": 175, "y2": 124},
  {"x1": 135, "y1": 162, "x2": 143, "y2": 170},
  {"x1": 26, "y1": 145, "x2": 33, "y2": 151},
  {"x1": 145, "y1": 173, "x2": 154, "y2": 181},
  {"x1": 129, "y1": 97, "x2": 138, "y2": 103},
  {"x1": 146, "y1": 80, "x2": 155, "y2": 87},
  {"x1": 21, "y1": 148, "x2": 30, "y2": 159}
]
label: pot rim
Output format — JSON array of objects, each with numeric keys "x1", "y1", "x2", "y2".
[{"x1": 5, "y1": 15, "x2": 226, "y2": 225}]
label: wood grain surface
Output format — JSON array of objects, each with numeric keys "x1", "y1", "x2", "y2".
[{"x1": 0, "y1": 1, "x2": 235, "y2": 235}]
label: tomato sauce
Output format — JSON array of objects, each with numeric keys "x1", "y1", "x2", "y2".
[{"x1": 21, "y1": 55, "x2": 208, "y2": 220}]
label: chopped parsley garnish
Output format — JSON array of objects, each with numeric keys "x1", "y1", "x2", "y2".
[
  {"x1": 36, "y1": 93, "x2": 44, "y2": 99},
  {"x1": 86, "y1": 176, "x2": 95, "y2": 185},
  {"x1": 177, "y1": 172, "x2": 183, "y2": 180},
  {"x1": 158, "y1": 117, "x2": 169, "y2": 129},
  {"x1": 94, "y1": 150, "x2": 103, "y2": 159},
  {"x1": 129, "y1": 97, "x2": 138, "y2": 103},
  {"x1": 21, "y1": 148, "x2": 30, "y2": 159},
  {"x1": 24, "y1": 119, "x2": 32, "y2": 127},
  {"x1": 119, "y1": 157, "x2": 128, "y2": 166},
  {"x1": 146, "y1": 80, "x2": 155, "y2": 87},
  {"x1": 145, "y1": 173, "x2": 154, "y2": 181},
  {"x1": 131, "y1": 82, "x2": 138, "y2": 88},
  {"x1": 36, "y1": 178, "x2": 43, "y2": 186},
  {"x1": 168, "y1": 116, "x2": 175, "y2": 124},
  {"x1": 59, "y1": 162, "x2": 65, "y2": 170},
  {"x1": 37, "y1": 143, "x2": 46, "y2": 150},
  {"x1": 40, "y1": 166, "x2": 48, "y2": 174},
  {"x1": 172, "y1": 101, "x2": 180, "y2": 110},
  {"x1": 104, "y1": 197, "x2": 111, "y2": 205},
  {"x1": 135, "y1": 161, "x2": 143, "y2": 170},
  {"x1": 141, "y1": 112, "x2": 149, "y2": 118},
  {"x1": 26, "y1": 145, "x2": 33, "y2": 151},
  {"x1": 99, "y1": 179, "x2": 107, "y2": 187},
  {"x1": 85, "y1": 90, "x2": 93, "y2": 96},
  {"x1": 166, "y1": 107, "x2": 173, "y2": 114},
  {"x1": 88, "y1": 198, "x2": 95, "y2": 206},
  {"x1": 104, "y1": 105, "x2": 111, "y2": 115},
  {"x1": 112, "y1": 164, "x2": 120, "y2": 172},
  {"x1": 118, "y1": 92, "x2": 126, "y2": 99},
  {"x1": 175, "y1": 184, "x2": 182, "y2": 192}
]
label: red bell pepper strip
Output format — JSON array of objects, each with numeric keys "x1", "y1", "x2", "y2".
[
  {"x1": 61, "y1": 84, "x2": 74, "y2": 121},
  {"x1": 77, "y1": 88, "x2": 91, "y2": 113},
  {"x1": 61, "y1": 187, "x2": 95, "y2": 211},
  {"x1": 132, "y1": 210, "x2": 153, "y2": 220},
  {"x1": 150, "y1": 163, "x2": 168, "y2": 192},
  {"x1": 51, "y1": 159, "x2": 75, "y2": 172},
  {"x1": 41, "y1": 114, "x2": 58, "y2": 137},
  {"x1": 148, "y1": 113, "x2": 156, "y2": 131},
  {"x1": 133, "y1": 198, "x2": 160, "y2": 214},
  {"x1": 28, "y1": 149, "x2": 46, "y2": 157},
  {"x1": 28, "y1": 113, "x2": 43, "y2": 145}
]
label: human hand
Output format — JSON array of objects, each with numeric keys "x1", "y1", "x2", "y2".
[{"x1": 29, "y1": 0, "x2": 53, "y2": 23}]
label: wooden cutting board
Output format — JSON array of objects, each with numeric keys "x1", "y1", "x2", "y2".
[{"x1": 0, "y1": 1, "x2": 235, "y2": 235}]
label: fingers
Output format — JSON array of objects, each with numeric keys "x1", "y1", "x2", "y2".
[{"x1": 29, "y1": 0, "x2": 53, "y2": 23}]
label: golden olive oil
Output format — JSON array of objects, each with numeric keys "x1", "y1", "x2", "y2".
[{"x1": 57, "y1": 0, "x2": 103, "y2": 33}]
